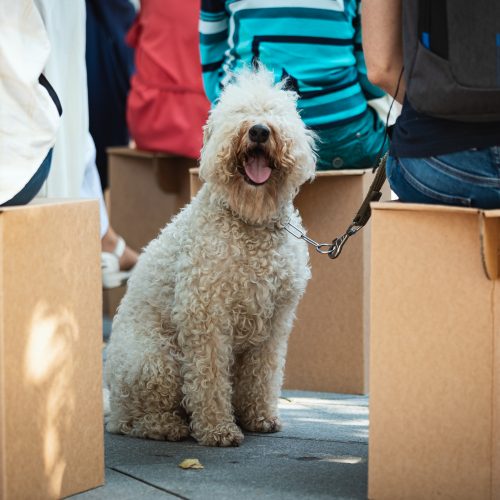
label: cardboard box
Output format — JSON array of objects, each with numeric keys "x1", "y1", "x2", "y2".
[
  {"x1": 0, "y1": 199, "x2": 104, "y2": 499},
  {"x1": 369, "y1": 202, "x2": 500, "y2": 499},
  {"x1": 105, "y1": 148, "x2": 197, "y2": 316},
  {"x1": 189, "y1": 168, "x2": 389, "y2": 394}
]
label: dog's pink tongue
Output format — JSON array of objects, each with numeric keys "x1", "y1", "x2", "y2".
[{"x1": 244, "y1": 156, "x2": 272, "y2": 184}]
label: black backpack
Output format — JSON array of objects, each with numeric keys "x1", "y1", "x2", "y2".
[{"x1": 403, "y1": 0, "x2": 500, "y2": 122}]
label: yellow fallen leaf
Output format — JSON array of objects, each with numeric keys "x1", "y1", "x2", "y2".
[{"x1": 178, "y1": 458, "x2": 204, "y2": 470}]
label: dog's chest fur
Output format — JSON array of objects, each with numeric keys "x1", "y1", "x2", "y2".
[{"x1": 194, "y1": 213, "x2": 308, "y2": 348}]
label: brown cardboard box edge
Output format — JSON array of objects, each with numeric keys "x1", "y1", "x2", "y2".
[
  {"x1": 0, "y1": 198, "x2": 99, "y2": 212},
  {"x1": 369, "y1": 201, "x2": 500, "y2": 499},
  {"x1": 373, "y1": 200, "x2": 484, "y2": 215},
  {"x1": 189, "y1": 167, "x2": 368, "y2": 178},
  {"x1": 107, "y1": 146, "x2": 177, "y2": 159},
  {"x1": 494, "y1": 291, "x2": 500, "y2": 496},
  {"x1": 0, "y1": 217, "x2": 4, "y2": 499},
  {"x1": 1, "y1": 200, "x2": 104, "y2": 499},
  {"x1": 374, "y1": 199, "x2": 500, "y2": 218},
  {"x1": 371, "y1": 201, "x2": 500, "y2": 280}
]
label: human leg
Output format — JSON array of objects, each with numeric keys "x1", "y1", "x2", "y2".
[
  {"x1": 1, "y1": 149, "x2": 53, "y2": 207},
  {"x1": 82, "y1": 175, "x2": 138, "y2": 270},
  {"x1": 387, "y1": 146, "x2": 500, "y2": 209},
  {"x1": 81, "y1": 134, "x2": 138, "y2": 286},
  {"x1": 315, "y1": 107, "x2": 388, "y2": 170}
]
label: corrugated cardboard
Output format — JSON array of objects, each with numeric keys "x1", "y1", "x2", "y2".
[
  {"x1": 189, "y1": 168, "x2": 389, "y2": 394},
  {"x1": 0, "y1": 199, "x2": 104, "y2": 499},
  {"x1": 105, "y1": 148, "x2": 197, "y2": 315},
  {"x1": 369, "y1": 202, "x2": 500, "y2": 500}
]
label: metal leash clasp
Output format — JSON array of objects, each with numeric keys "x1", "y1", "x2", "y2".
[
  {"x1": 283, "y1": 220, "x2": 363, "y2": 259},
  {"x1": 283, "y1": 222, "x2": 335, "y2": 255},
  {"x1": 328, "y1": 223, "x2": 362, "y2": 259}
]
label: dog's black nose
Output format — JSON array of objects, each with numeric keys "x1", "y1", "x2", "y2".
[{"x1": 249, "y1": 124, "x2": 270, "y2": 143}]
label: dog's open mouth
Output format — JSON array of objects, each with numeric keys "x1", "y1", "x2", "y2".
[{"x1": 241, "y1": 148, "x2": 272, "y2": 186}]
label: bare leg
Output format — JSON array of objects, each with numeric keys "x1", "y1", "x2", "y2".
[{"x1": 101, "y1": 225, "x2": 138, "y2": 271}]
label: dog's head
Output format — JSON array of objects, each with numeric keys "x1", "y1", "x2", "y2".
[{"x1": 199, "y1": 67, "x2": 316, "y2": 224}]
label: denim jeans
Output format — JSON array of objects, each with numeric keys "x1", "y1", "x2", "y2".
[
  {"x1": 314, "y1": 107, "x2": 388, "y2": 170},
  {"x1": 387, "y1": 146, "x2": 500, "y2": 209},
  {"x1": 2, "y1": 149, "x2": 53, "y2": 207}
]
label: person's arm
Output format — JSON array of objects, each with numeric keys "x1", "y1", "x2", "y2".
[
  {"x1": 362, "y1": 0, "x2": 406, "y2": 103},
  {"x1": 354, "y1": 3, "x2": 386, "y2": 101},
  {"x1": 199, "y1": 0, "x2": 229, "y2": 103}
]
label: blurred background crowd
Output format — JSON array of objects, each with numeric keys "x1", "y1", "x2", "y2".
[{"x1": 1, "y1": 0, "x2": 398, "y2": 289}]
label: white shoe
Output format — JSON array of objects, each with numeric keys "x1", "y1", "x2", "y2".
[{"x1": 101, "y1": 236, "x2": 134, "y2": 289}]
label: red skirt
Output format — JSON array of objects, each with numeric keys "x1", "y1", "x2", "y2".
[{"x1": 126, "y1": 0, "x2": 210, "y2": 159}]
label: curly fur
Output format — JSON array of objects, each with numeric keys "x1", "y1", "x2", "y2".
[{"x1": 105, "y1": 67, "x2": 316, "y2": 447}]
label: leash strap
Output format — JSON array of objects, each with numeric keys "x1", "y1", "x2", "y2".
[
  {"x1": 282, "y1": 154, "x2": 388, "y2": 258},
  {"x1": 328, "y1": 154, "x2": 388, "y2": 259}
]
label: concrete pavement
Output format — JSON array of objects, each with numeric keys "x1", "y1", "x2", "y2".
[{"x1": 72, "y1": 390, "x2": 369, "y2": 499}]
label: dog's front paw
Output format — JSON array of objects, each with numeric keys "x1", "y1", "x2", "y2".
[
  {"x1": 241, "y1": 415, "x2": 282, "y2": 433},
  {"x1": 195, "y1": 422, "x2": 244, "y2": 447}
]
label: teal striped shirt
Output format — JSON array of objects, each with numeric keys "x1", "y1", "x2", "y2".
[{"x1": 199, "y1": 0, "x2": 385, "y2": 129}]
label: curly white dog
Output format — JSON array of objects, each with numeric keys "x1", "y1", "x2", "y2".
[{"x1": 105, "y1": 67, "x2": 316, "y2": 447}]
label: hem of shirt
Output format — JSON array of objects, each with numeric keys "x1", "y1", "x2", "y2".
[{"x1": 390, "y1": 136, "x2": 500, "y2": 158}]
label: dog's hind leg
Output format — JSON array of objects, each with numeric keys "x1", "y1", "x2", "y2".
[
  {"x1": 107, "y1": 351, "x2": 190, "y2": 441},
  {"x1": 233, "y1": 306, "x2": 296, "y2": 433}
]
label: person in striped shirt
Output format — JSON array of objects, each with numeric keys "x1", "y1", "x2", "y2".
[{"x1": 199, "y1": 0, "x2": 388, "y2": 170}]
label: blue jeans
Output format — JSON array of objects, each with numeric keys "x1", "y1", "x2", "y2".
[
  {"x1": 315, "y1": 107, "x2": 388, "y2": 170},
  {"x1": 387, "y1": 146, "x2": 500, "y2": 209},
  {"x1": 2, "y1": 149, "x2": 53, "y2": 207}
]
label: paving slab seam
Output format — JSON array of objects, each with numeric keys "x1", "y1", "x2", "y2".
[
  {"x1": 245, "y1": 434, "x2": 368, "y2": 446},
  {"x1": 108, "y1": 466, "x2": 189, "y2": 499}
]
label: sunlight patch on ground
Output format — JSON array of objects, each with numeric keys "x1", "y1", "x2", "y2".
[
  {"x1": 319, "y1": 455, "x2": 365, "y2": 464},
  {"x1": 279, "y1": 397, "x2": 368, "y2": 416},
  {"x1": 293, "y1": 417, "x2": 368, "y2": 427}
]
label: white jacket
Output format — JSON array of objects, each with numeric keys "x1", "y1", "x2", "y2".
[
  {"x1": 33, "y1": 0, "x2": 88, "y2": 199},
  {"x1": 0, "y1": 0, "x2": 60, "y2": 205}
]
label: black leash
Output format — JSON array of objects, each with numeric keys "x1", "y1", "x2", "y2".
[
  {"x1": 284, "y1": 69, "x2": 403, "y2": 258},
  {"x1": 327, "y1": 153, "x2": 387, "y2": 259},
  {"x1": 282, "y1": 153, "x2": 387, "y2": 257},
  {"x1": 327, "y1": 70, "x2": 404, "y2": 258}
]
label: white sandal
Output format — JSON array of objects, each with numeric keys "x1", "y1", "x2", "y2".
[{"x1": 101, "y1": 236, "x2": 134, "y2": 289}]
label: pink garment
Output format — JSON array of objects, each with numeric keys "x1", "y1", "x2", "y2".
[{"x1": 126, "y1": 0, "x2": 209, "y2": 158}]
